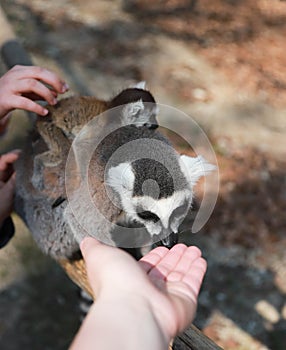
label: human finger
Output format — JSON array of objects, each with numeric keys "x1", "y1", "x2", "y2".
[
  {"x1": 14, "y1": 79, "x2": 58, "y2": 106},
  {"x1": 11, "y1": 65, "x2": 69, "y2": 94},
  {"x1": 0, "y1": 151, "x2": 20, "y2": 181},
  {"x1": 139, "y1": 246, "x2": 169, "y2": 273},
  {"x1": 80, "y1": 238, "x2": 107, "y2": 292},
  {"x1": 148, "y1": 244, "x2": 187, "y2": 281},
  {"x1": 9, "y1": 96, "x2": 49, "y2": 116},
  {"x1": 0, "y1": 150, "x2": 21, "y2": 165},
  {"x1": 167, "y1": 246, "x2": 202, "y2": 283},
  {"x1": 7, "y1": 172, "x2": 16, "y2": 188},
  {"x1": 80, "y1": 236, "x2": 103, "y2": 261},
  {"x1": 182, "y1": 257, "x2": 207, "y2": 296},
  {"x1": 0, "y1": 172, "x2": 16, "y2": 198},
  {"x1": 80, "y1": 237, "x2": 147, "y2": 296},
  {"x1": 0, "y1": 163, "x2": 13, "y2": 182},
  {"x1": 80, "y1": 237, "x2": 124, "y2": 278},
  {"x1": 0, "y1": 173, "x2": 16, "y2": 218},
  {"x1": 23, "y1": 89, "x2": 58, "y2": 101}
]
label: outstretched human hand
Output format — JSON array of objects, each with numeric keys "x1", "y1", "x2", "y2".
[
  {"x1": 139, "y1": 241, "x2": 207, "y2": 338},
  {"x1": 71, "y1": 237, "x2": 207, "y2": 350},
  {"x1": 0, "y1": 65, "x2": 69, "y2": 119}
]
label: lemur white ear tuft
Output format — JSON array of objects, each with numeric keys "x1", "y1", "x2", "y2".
[
  {"x1": 121, "y1": 100, "x2": 145, "y2": 125},
  {"x1": 125, "y1": 100, "x2": 144, "y2": 116},
  {"x1": 106, "y1": 162, "x2": 135, "y2": 194},
  {"x1": 130, "y1": 81, "x2": 146, "y2": 90},
  {"x1": 179, "y1": 155, "x2": 216, "y2": 187}
]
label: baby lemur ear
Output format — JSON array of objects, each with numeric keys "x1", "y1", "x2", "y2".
[
  {"x1": 179, "y1": 155, "x2": 216, "y2": 187},
  {"x1": 121, "y1": 100, "x2": 158, "y2": 129},
  {"x1": 121, "y1": 99, "x2": 144, "y2": 122},
  {"x1": 109, "y1": 85, "x2": 159, "y2": 129}
]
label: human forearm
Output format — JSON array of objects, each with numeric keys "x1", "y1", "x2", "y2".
[
  {"x1": 71, "y1": 238, "x2": 207, "y2": 350},
  {"x1": 69, "y1": 295, "x2": 169, "y2": 350}
]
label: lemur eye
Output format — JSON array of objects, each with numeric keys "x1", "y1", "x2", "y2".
[{"x1": 137, "y1": 211, "x2": 160, "y2": 223}]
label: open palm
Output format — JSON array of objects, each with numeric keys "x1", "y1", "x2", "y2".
[{"x1": 81, "y1": 238, "x2": 207, "y2": 341}]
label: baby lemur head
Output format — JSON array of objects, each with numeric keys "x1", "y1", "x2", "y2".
[{"x1": 109, "y1": 84, "x2": 159, "y2": 129}]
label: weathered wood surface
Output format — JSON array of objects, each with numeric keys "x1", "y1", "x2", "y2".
[
  {"x1": 174, "y1": 325, "x2": 223, "y2": 350},
  {"x1": 58, "y1": 258, "x2": 93, "y2": 298},
  {"x1": 0, "y1": 5, "x2": 222, "y2": 350}
]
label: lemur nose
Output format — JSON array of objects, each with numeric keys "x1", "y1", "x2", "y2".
[
  {"x1": 160, "y1": 232, "x2": 178, "y2": 249},
  {"x1": 144, "y1": 122, "x2": 158, "y2": 129}
]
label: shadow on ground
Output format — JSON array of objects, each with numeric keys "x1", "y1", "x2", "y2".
[{"x1": 0, "y1": 265, "x2": 80, "y2": 350}]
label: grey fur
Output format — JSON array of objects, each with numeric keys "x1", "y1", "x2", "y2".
[{"x1": 14, "y1": 87, "x2": 213, "y2": 259}]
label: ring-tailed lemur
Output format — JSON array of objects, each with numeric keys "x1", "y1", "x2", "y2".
[{"x1": 15, "y1": 83, "x2": 214, "y2": 260}]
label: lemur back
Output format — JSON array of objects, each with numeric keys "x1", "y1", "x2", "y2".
[{"x1": 15, "y1": 86, "x2": 160, "y2": 258}]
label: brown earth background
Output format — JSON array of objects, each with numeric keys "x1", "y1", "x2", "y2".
[{"x1": 0, "y1": 1, "x2": 285, "y2": 349}]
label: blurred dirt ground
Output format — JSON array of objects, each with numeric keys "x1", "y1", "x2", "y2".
[{"x1": 0, "y1": 0, "x2": 285, "y2": 349}]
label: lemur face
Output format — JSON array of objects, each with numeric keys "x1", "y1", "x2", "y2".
[
  {"x1": 129, "y1": 190, "x2": 192, "y2": 247},
  {"x1": 107, "y1": 155, "x2": 215, "y2": 248},
  {"x1": 103, "y1": 85, "x2": 216, "y2": 248}
]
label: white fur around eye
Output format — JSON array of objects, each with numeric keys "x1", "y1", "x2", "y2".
[{"x1": 106, "y1": 162, "x2": 135, "y2": 193}]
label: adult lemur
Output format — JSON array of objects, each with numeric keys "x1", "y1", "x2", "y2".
[{"x1": 15, "y1": 83, "x2": 214, "y2": 259}]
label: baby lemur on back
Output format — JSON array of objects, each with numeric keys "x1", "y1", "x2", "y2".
[
  {"x1": 35, "y1": 82, "x2": 158, "y2": 168},
  {"x1": 15, "y1": 83, "x2": 214, "y2": 259}
]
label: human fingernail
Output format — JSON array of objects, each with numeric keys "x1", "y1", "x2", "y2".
[
  {"x1": 43, "y1": 108, "x2": 49, "y2": 115},
  {"x1": 10, "y1": 149, "x2": 22, "y2": 155},
  {"x1": 62, "y1": 83, "x2": 69, "y2": 93}
]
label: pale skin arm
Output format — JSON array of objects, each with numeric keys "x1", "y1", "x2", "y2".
[{"x1": 69, "y1": 238, "x2": 207, "y2": 350}]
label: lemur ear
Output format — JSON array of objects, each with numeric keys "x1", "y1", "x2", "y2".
[
  {"x1": 122, "y1": 100, "x2": 144, "y2": 117},
  {"x1": 130, "y1": 81, "x2": 146, "y2": 89},
  {"x1": 121, "y1": 100, "x2": 159, "y2": 129},
  {"x1": 121, "y1": 99, "x2": 146, "y2": 126},
  {"x1": 179, "y1": 155, "x2": 216, "y2": 187},
  {"x1": 106, "y1": 162, "x2": 135, "y2": 194}
]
